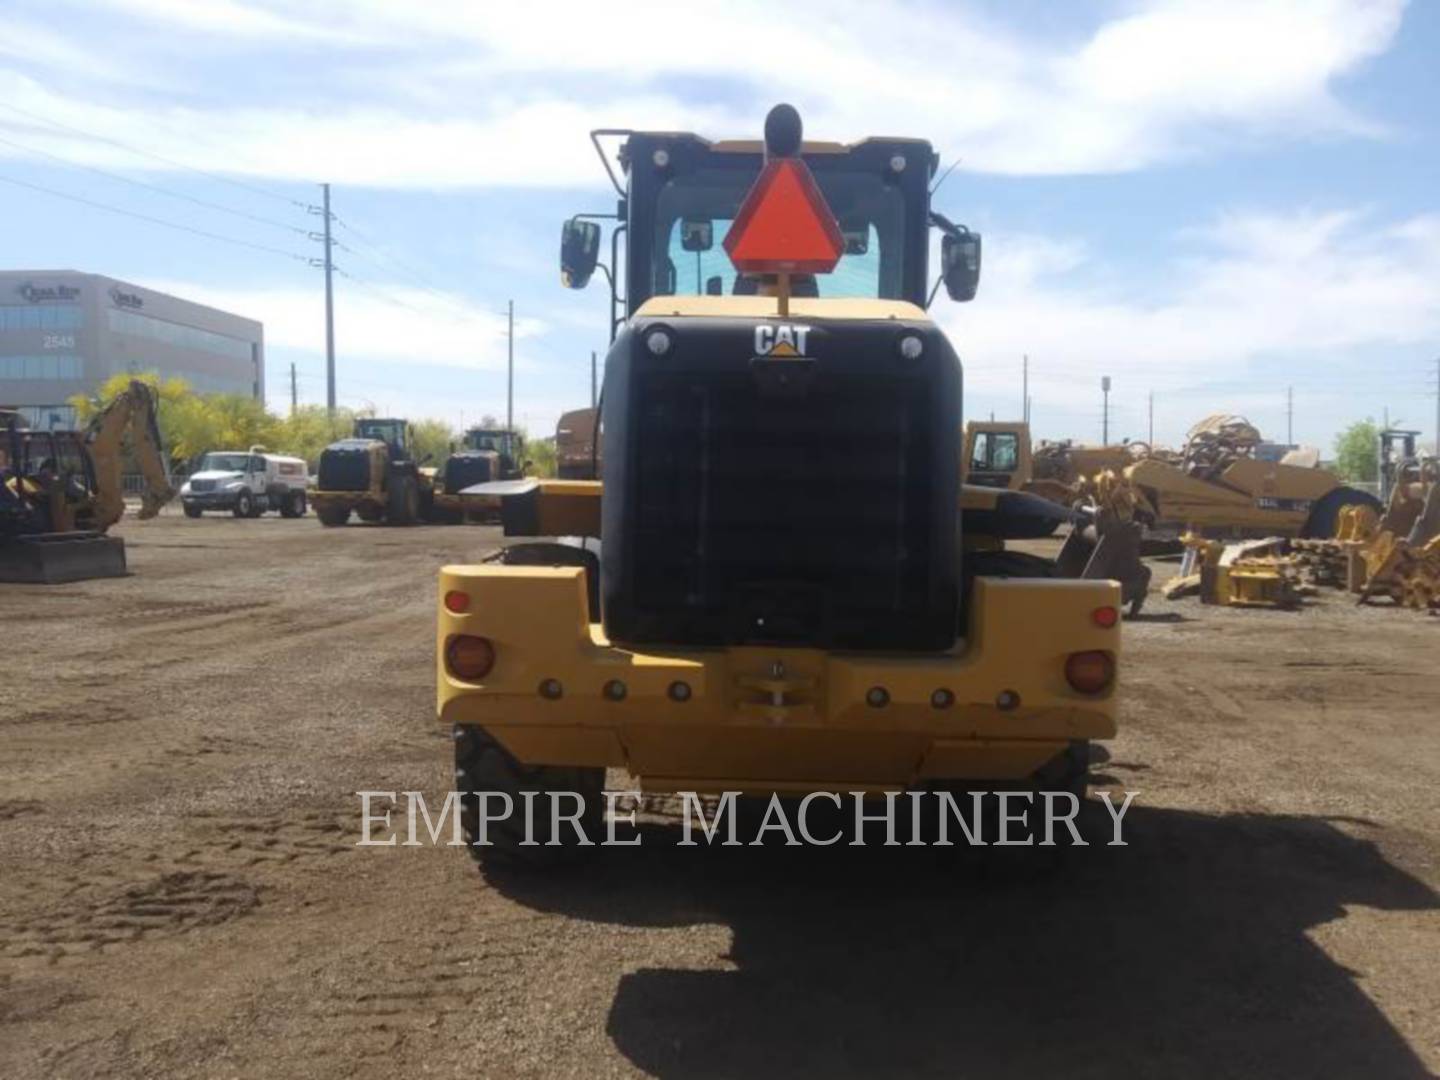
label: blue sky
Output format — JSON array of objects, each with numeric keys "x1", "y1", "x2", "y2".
[{"x1": 1, "y1": 0, "x2": 1437, "y2": 451}]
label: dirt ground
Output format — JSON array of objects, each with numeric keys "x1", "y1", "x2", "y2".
[{"x1": 1, "y1": 509, "x2": 1437, "y2": 1079}]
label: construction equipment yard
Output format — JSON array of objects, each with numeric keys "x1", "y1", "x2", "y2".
[{"x1": 2, "y1": 511, "x2": 1436, "y2": 1079}]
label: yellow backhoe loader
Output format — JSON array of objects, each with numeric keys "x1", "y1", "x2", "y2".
[{"x1": 1, "y1": 379, "x2": 176, "y2": 582}]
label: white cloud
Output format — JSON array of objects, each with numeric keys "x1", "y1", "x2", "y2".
[
  {"x1": 142, "y1": 278, "x2": 547, "y2": 371},
  {"x1": 0, "y1": 0, "x2": 1407, "y2": 186},
  {"x1": 944, "y1": 207, "x2": 1440, "y2": 443}
]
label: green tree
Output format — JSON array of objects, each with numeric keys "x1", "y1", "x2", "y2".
[
  {"x1": 271, "y1": 406, "x2": 356, "y2": 470},
  {"x1": 1333, "y1": 419, "x2": 1379, "y2": 483},
  {"x1": 411, "y1": 418, "x2": 458, "y2": 466},
  {"x1": 526, "y1": 436, "x2": 557, "y2": 478}
]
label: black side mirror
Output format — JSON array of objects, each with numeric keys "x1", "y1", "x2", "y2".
[
  {"x1": 942, "y1": 231, "x2": 982, "y2": 303},
  {"x1": 841, "y1": 222, "x2": 869, "y2": 255},
  {"x1": 561, "y1": 218, "x2": 601, "y2": 289},
  {"x1": 680, "y1": 218, "x2": 713, "y2": 252},
  {"x1": 705, "y1": 275, "x2": 723, "y2": 296}
]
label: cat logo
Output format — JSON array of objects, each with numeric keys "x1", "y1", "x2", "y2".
[{"x1": 753, "y1": 323, "x2": 812, "y2": 358}]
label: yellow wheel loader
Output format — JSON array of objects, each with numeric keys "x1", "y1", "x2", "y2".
[
  {"x1": 437, "y1": 107, "x2": 1122, "y2": 866},
  {"x1": 1, "y1": 379, "x2": 176, "y2": 582},
  {"x1": 311, "y1": 417, "x2": 433, "y2": 526},
  {"x1": 429, "y1": 427, "x2": 527, "y2": 523}
]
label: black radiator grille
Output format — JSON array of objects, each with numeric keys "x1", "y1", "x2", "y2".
[
  {"x1": 629, "y1": 370, "x2": 935, "y2": 645},
  {"x1": 318, "y1": 446, "x2": 370, "y2": 492},
  {"x1": 444, "y1": 453, "x2": 494, "y2": 494}
]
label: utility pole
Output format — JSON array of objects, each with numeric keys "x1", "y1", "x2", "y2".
[
  {"x1": 290, "y1": 362, "x2": 297, "y2": 417},
  {"x1": 1021, "y1": 354, "x2": 1028, "y2": 425},
  {"x1": 1148, "y1": 390, "x2": 1154, "y2": 446},
  {"x1": 322, "y1": 183, "x2": 335, "y2": 414},
  {"x1": 591, "y1": 350, "x2": 598, "y2": 410},
  {"x1": 1286, "y1": 385, "x2": 1293, "y2": 445},
  {"x1": 1101, "y1": 376, "x2": 1111, "y2": 444},
  {"x1": 506, "y1": 299, "x2": 514, "y2": 432},
  {"x1": 1434, "y1": 356, "x2": 1439, "y2": 455}
]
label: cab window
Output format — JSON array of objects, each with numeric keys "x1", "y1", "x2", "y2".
[{"x1": 970, "y1": 432, "x2": 1019, "y2": 472}]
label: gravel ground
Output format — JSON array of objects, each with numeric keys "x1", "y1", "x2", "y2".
[{"x1": 1, "y1": 510, "x2": 1437, "y2": 1078}]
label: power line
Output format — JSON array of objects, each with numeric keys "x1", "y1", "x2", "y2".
[
  {"x1": 329, "y1": 213, "x2": 472, "y2": 314},
  {"x1": 0, "y1": 99, "x2": 306, "y2": 208},
  {"x1": 0, "y1": 170, "x2": 311, "y2": 263},
  {"x1": 0, "y1": 130, "x2": 308, "y2": 237}
]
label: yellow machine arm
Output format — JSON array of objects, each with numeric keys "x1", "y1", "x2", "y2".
[{"x1": 86, "y1": 380, "x2": 176, "y2": 528}]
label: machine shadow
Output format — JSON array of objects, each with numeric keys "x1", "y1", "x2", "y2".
[{"x1": 488, "y1": 802, "x2": 1437, "y2": 1079}]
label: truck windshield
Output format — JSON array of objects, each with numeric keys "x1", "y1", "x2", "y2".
[
  {"x1": 653, "y1": 166, "x2": 904, "y2": 300},
  {"x1": 200, "y1": 453, "x2": 250, "y2": 472}
]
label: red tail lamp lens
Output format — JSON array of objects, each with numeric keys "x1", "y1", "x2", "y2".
[
  {"x1": 1065, "y1": 651, "x2": 1115, "y2": 695},
  {"x1": 447, "y1": 635, "x2": 495, "y2": 681},
  {"x1": 443, "y1": 590, "x2": 471, "y2": 614},
  {"x1": 1092, "y1": 605, "x2": 1118, "y2": 628}
]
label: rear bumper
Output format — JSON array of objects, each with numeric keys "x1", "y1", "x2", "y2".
[{"x1": 437, "y1": 567, "x2": 1120, "y2": 793}]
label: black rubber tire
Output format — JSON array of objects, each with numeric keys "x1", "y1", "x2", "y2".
[
  {"x1": 453, "y1": 725, "x2": 605, "y2": 869},
  {"x1": 316, "y1": 504, "x2": 350, "y2": 527},
  {"x1": 232, "y1": 490, "x2": 254, "y2": 518},
  {"x1": 387, "y1": 475, "x2": 419, "y2": 526},
  {"x1": 1301, "y1": 486, "x2": 1383, "y2": 539},
  {"x1": 1034, "y1": 739, "x2": 1092, "y2": 804},
  {"x1": 280, "y1": 490, "x2": 307, "y2": 518},
  {"x1": 183, "y1": 504, "x2": 203, "y2": 519}
]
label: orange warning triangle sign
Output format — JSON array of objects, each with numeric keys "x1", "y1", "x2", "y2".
[{"x1": 723, "y1": 157, "x2": 844, "y2": 275}]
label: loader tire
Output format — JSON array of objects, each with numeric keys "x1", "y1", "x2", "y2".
[
  {"x1": 1034, "y1": 739, "x2": 1092, "y2": 803},
  {"x1": 388, "y1": 475, "x2": 419, "y2": 526},
  {"x1": 1302, "y1": 486, "x2": 1383, "y2": 540},
  {"x1": 453, "y1": 725, "x2": 605, "y2": 870},
  {"x1": 317, "y1": 504, "x2": 350, "y2": 527}
]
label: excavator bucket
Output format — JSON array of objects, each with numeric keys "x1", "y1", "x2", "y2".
[
  {"x1": 0, "y1": 531, "x2": 127, "y2": 584},
  {"x1": 1056, "y1": 514, "x2": 1152, "y2": 616}
]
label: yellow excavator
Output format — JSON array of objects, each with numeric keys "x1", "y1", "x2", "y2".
[{"x1": 1, "y1": 379, "x2": 176, "y2": 582}]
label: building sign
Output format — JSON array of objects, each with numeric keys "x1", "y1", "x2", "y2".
[
  {"x1": 109, "y1": 286, "x2": 144, "y2": 309},
  {"x1": 16, "y1": 282, "x2": 80, "y2": 303}
]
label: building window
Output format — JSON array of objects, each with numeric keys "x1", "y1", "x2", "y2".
[
  {"x1": 0, "y1": 305, "x2": 84, "y2": 331},
  {"x1": 0, "y1": 354, "x2": 84, "y2": 379},
  {"x1": 107, "y1": 308, "x2": 252, "y2": 362},
  {"x1": 13, "y1": 405, "x2": 78, "y2": 430}
]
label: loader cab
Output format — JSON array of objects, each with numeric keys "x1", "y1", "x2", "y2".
[
  {"x1": 964, "y1": 421, "x2": 1032, "y2": 490},
  {"x1": 355, "y1": 418, "x2": 411, "y2": 462},
  {"x1": 560, "y1": 121, "x2": 981, "y2": 334},
  {"x1": 464, "y1": 428, "x2": 524, "y2": 471},
  {"x1": 1378, "y1": 428, "x2": 1421, "y2": 505}
]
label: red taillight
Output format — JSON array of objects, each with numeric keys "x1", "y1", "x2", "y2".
[
  {"x1": 1065, "y1": 651, "x2": 1115, "y2": 695},
  {"x1": 443, "y1": 590, "x2": 471, "y2": 614},
  {"x1": 446, "y1": 635, "x2": 495, "y2": 681},
  {"x1": 1092, "y1": 605, "x2": 1118, "y2": 628}
]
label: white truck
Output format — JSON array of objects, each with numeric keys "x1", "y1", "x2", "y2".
[{"x1": 180, "y1": 446, "x2": 310, "y2": 518}]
